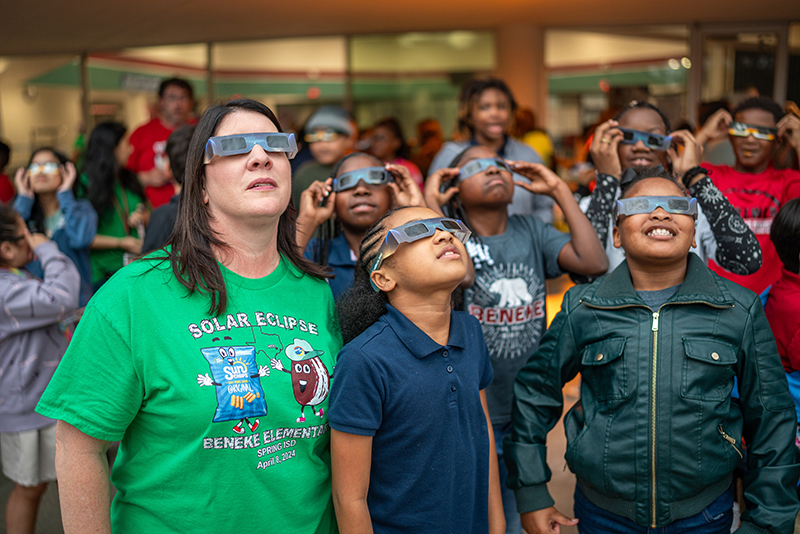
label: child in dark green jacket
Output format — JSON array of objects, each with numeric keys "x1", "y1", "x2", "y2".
[{"x1": 504, "y1": 167, "x2": 800, "y2": 534}]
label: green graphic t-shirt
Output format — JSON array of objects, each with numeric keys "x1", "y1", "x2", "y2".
[{"x1": 37, "y1": 252, "x2": 342, "y2": 534}]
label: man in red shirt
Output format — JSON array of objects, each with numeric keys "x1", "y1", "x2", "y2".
[
  {"x1": 127, "y1": 78, "x2": 195, "y2": 207},
  {"x1": 697, "y1": 96, "x2": 800, "y2": 293}
]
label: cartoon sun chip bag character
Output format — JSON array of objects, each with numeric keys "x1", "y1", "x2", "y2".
[{"x1": 198, "y1": 338, "x2": 269, "y2": 434}]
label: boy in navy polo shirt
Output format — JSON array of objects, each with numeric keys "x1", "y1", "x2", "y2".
[{"x1": 329, "y1": 206, "x2": 505, "y2": 534}]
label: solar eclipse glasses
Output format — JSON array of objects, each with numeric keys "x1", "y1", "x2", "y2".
[
  {"x1": 617, "y1": 128, "x2": 673, "y2": 151},
  {"x1": 332, "y1": 167, "x2": 393, "y2": 193},
  {"x1": 727, "y1": 122, "x2": 777, "y2": 141},
  {"x1": 458, "y1": 158, "x2": 511, "y2": 181},
  {"x1": 204, "y1": 132, "x2": 298, "y2": 164},
  {"x1": 613, "y1": 196, "x2": 698, "y2": 223}
]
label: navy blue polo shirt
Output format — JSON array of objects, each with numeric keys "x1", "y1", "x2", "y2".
[
  {"x1": 304, "y1": 233, "x2": 356, "y2": 299},
  {"x1": 329, "y1": 304, "x2": 494, "y2": 534}
]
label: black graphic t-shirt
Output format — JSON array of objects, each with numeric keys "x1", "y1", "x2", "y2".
[{"x1": 463, "y1": 215, "x2": 570, "y2": 424}]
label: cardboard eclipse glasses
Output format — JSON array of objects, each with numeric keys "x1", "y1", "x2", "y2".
[
  {"x1": 204, "y1": 132, "x2": 298, "y2": 164},
  {"x1": 613, "y1": 195, "x2": 698, "y2": 223}
]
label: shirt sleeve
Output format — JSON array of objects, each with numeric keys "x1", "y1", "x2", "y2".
[
  {"x1": 327, "y1": 345, "x2": 384, "y2": 436},
  {"x1": 58, "y1": 192, "x2": 99, "y2": 249},
  {"x1": 36, "y1": 299, "x2": 145, "y2": 442},
  {"x1": 527, "y1": 217, "x2": 571, "y2": 279},
  {"x1": 689, "y1": 176, "x2": 761, "y2": 276}
]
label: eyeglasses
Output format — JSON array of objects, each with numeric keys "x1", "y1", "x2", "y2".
[
  {"x1": 727, "y1": 122, "x2": 777, "y2": 141},
  {"x1": 304, "y1": 131, "x2": 341, "y2": 143},
  {"x1": 613, "y1": 195, "x2": 697, "y2": 222},
  {"x1": 28, "y1": 162, "x2": 60, "y2": 175},
  {"x1": 204, "y1": 132, "x2": 298, "y2": 164},
  {"x1": 369, "y1": 217, "x2": 471, "y2": 291},
  {"x1": 458, "y1": 158, "x2": 511, "y2": 181},
  {"x1": 617, "y1": 128, "x2": 672, "y2": 151},
  {"x1": 332, "y1": 167, "x2": 393, "y2": 192}
]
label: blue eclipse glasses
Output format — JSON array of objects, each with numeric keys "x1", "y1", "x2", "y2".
[
  {"x1": 204, "y1": 132, "x2": 298, "y2": 164},
  {"x1": 618, "y1": 128, "x2": 672, "y2": 151},
  {"x1": 613, "y1": 195, "x2": 697, "y2": 223},
  {"x1": 369, "y1": 217, "x2": 471, "y2": 292},
  {"x1": 458, "y1": 158, "x2": 511, "y2": 182},
  {"x1": 332, "y1": 167, "x2": 393, "y2": 193}
]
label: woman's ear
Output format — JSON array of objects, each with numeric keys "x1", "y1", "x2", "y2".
[{"x1": 370, "y1": 269, "x2": 396, "y2": 293}]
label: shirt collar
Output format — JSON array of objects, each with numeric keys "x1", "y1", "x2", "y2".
[
  {"x1": 328, "y1": 234, "x2": 357, "y2": 267},
  {"x1": 383, "y1": 304, "x2": 466, "y2": 359}
]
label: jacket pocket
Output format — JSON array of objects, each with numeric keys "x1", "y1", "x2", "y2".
[
  {"x1": 681, "y1": 338, "x2": 737, "y2": 401},
  {"x1": 581, "y1": 337, "x2": 628, "y2": 401}
]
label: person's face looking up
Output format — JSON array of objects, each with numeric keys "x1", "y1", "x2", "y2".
[
  {"x1": 616, "y1": 108, "x2": 669, "y2": 171},
  {"x1": 160, "y1": 85, "x2": 193, "y2": 127},
  {"x1": 730, "y1": 108, "x2": 776, "y2": 174},
  {"x1": 29, "y1": 150, "x2": 62, "y2": 194},
  {"x1": 456, "y1": 145, "x2": 514, "y2": 209},
  {"x1": 470, "y1": 88, "x2": 511, "y2": 144},
  {"x1": 202, "y1": 110, "x2": 292, "y2": 225},
  {"x1": 333, "y1": 154, "x2": 393, "y2": 233},
  {"x1": 612, "y1": 178, "x2": 697, "y2": 267},
  {"x1": 309, "y1": 129, "x2": 350, "y2": 166}
]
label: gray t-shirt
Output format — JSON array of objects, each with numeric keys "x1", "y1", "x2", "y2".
[
  {"x1": 636, "y1": 284, "x2": 681, "y2": 310},
  {"x1": 461, "y1": 215, "x2": 571, "y2": 425}
]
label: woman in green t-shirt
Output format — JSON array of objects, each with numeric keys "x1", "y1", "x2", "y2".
[
  {"x1": 80, "y1": 121, "x2": 150, "y2": 290},
  {"x1": 38, "y1": 100, "x2": 342, "y2": 534}
]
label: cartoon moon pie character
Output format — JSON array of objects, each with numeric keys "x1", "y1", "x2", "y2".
[
  {"x1": 197, "y1": 336, "x2": 270, "y2": 435},
  {"x1": 271, "y1": 339, "x2": 332, "y2": 423}
]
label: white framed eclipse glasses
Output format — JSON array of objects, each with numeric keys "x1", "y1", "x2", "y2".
[
  {"x1": 28, "y1": 162, "x2": 60, "y2": 175},
  {"x1": 613, "y1": 195, "x2": 697, "y2": 223},
  {"x1": 369, "y1": 217, "x2": 471, "y2": 291},
  {"x1": 458, "y1": 158, "x2": 511, "y2": 181},
  {"x1": 204, "y1": 132, "x2": 298, "y2": 164},
  {"x1": 332, "y1": 167, "x2": 393, "y2": 193}
]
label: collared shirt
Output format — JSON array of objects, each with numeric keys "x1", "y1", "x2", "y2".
[
  {"x1": 329, "y1": 304, "x2": 493, "y2": 534},
  {"x1": 304, "y1": 233, "x2": 356, "y2": 300}
]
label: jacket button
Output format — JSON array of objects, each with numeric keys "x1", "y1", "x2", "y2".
[
  {"x1": 447, "y1": 365, "x2": 453, "y2": 373},
  {"x1": 442, "y1": 350, "x2": 449, "y2": 358},
  {"x1": 596, "y1": 353, "x2": 604, "y2": 361},
  {"x1": 711, "y1": 352, "x2": 720, "y2": 360},
  {"x1": 451, "y1": 384, "x2": 457, "y2": 392}
]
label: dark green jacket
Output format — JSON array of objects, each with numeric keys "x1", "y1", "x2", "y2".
[{"x1": 504, "y1": 254, "x2": 800, "y2": 533}]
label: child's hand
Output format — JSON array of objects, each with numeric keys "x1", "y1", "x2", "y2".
[
  {"x1": 589, "y1": 120, "x2": 624, "y2": 178},
  {"x1": 696, "y1": 108, "x2": 732, "y2": 145},
  {"x1": 119, "y1": 236, "x2": 143, "y2": 254},
  {"x1": 423, "y1": 168, "x2": 460, "y2": 216},
  {"x1": 520, "y1": 507, "x2": 578, "y2": 534},
  {"x1": 57, "y1": 162, "x2": 78, "y2": 193},
  {"x1": 778, "y1": 113, "x2": 800, "y2": 152},
  {"x1": 386, "y1": 163, "x2": 425, "y2": 208},
  {"x1": 667, "y1": 130, "x2": 703, "y2": 180},
  {"x1": 14, "y1": 167, "x2": 33, "y2": 198},
  {"x1": 508, "y1": 161, "x2": 564, "y2": 197},
  {"x1": 298, "y1": 178, "x2": 336, "y2": 229},
  {"x1": 128, "y1": 204, "x2": 149, "y2": 229},
  {"x1": 27, "y1": 232, "x2": 49, "y2": 250}
]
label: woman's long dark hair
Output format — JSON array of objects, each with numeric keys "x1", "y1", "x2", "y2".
[
  {"x1": 81, "y1": 122, "x2": 146, "y2": 215},
  {"x1": 163, "y1": 98, "x2": 331, "y2": 315},
  {"x1": 25, "y1": 148, "x2": 78, "y2": 234},
  {"x1": 307, "y1": 152, "x2": 384, "y2": 268}
]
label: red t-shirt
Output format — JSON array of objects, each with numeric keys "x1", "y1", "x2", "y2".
[
  {"x1": 127, "y1": 118, "x2": 176, "y2": 208},
  {"x1": 765, "y1": 268, "x2": 800, "y2": 373},
  {"x1": 706, "y1": 164, "x2": 800, "y2": 294},
  {"x1": 0, "y1": 173, "x2": 14, "y2": 203}
]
